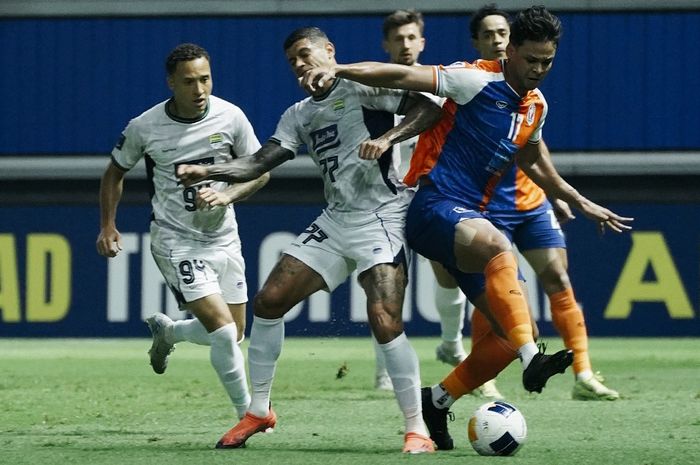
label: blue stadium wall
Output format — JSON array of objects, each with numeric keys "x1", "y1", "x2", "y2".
[
  {"x1": 1, "y1": 204, "x2": 698, "y2": 337},
  {"x1": 1, "y1": 11, "x2": 699, "y2": 154}
]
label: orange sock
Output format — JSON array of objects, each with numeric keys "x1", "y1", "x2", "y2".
[
  {"x1": 470, "y1": 309, "x2": 491, "y2": 350},
  {"x1": 442, "y1": 329, "x2": 516, "y2": 399},
  {"x1": 484, "y1": 251, "x2": 533, "y2": 349},
  {"x1": 550, "y1": 287, "x2": 591, "y2": 375}
]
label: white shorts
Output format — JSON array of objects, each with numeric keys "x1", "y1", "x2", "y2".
[
  {"x1": 284, "y1": 208, "x2": 409, "y2": 292},
  {"x1": 151, "y1": 237, "x2": 248, "y2": 308}
]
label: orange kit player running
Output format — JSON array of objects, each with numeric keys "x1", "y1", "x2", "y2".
[
  {"x1": 302, "y1": 5, "x2": 633, "y2": 450},
  {"x1": 466, "y1": 3, "x2": 621, "y2": 402}
]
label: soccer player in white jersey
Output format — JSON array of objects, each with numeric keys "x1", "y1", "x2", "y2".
[
  {"x1": 177, "y1": 27, "x2": 442, "y2": 454},
  {"x1": 371, "y1": 9, "x2": 502, "y2": 400},
  {"x1": 96, "y1": 43, "x2": 269, "y2": 444}
]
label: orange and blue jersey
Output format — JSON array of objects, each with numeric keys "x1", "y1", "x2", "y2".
[
  {"x1": 488, "y1": 165, "x2": 546, "y2": 213},
  {"x1": 404, "y1": 59, "x2": 548, "y2": 212}
]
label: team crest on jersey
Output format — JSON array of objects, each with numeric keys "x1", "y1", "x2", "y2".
[
  {"x1": 310, "y1": 124, "x2": 340, "y2": 155},
  {"x1": 526, "y1": 103, "x2": 536, "y2": 126},
  {"x1": 332, "y1": 99, "x2": 345, "y2": 113},
  {"x1": 496, "y1": 101, "x2": 508, "y2": 109},
  {"x1": 209, "y1": 133, "x2": 224, "y2": 146}
]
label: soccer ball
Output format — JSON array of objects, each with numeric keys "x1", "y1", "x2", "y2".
[{"x1": 467, "y1": 401, "x2": 527, "y2": 456}]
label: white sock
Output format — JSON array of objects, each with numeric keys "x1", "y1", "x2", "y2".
[
  {"x1": 439, "y1": 340, "x2": 464, "y2": 354},
  {"x1": 169, "y1": 317, "x2": 210, "y2": 345},
  {"x1": 518, "y1": 342, "x2": 539, "y2": 368},
  {"x1": 431, "y1": 383, "x2": 456, "y2": 409},
  {"x1": 372, "y1": 334, "x2": 388, "y2": 377},
  {"x1": 247, "y1": 316, "x2": 284, "y2": 418},
  {"x1": 380, "y1": 333, "x2": 428, "y2": 437},
  {"x1": 209, "y1": 323, "x2": 250, "y2": 419},
  {"x1": 434, "y1": 285, "x2": 466, "y2": 343}
]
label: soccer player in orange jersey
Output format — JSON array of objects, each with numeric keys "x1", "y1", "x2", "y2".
[
  {"x1": 301, "y1": 5, "x2": 632, "y2": 450},
  {"x1": 467, "y1": 3, "x2": 621, "y2": 403}
]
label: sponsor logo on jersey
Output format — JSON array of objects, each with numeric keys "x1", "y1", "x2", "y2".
[
  {"x1": 452, "y1": 207, "x2": 469, "y2": 214},
  {"x1": 209, "y1": 133, "x2": 223, "y2": 145},
  {"x1": 526, "y1": 103, "x2": 536, "y2": 126},
  {"x1": 310, "y1": 124, "x2": 341, "y2": 155}
]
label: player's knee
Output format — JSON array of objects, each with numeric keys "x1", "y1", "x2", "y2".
[
  {"x1": 480, "y1": 232, "x2": 512, "y2": 261},
  {"x1": 368, "y1": 306, "x2": 403, "y2": 339},
  {"x1": 539, "y1": 267, "x2": 571, "y2": 294},
  {"x1": 253, "y1": 289, "x2": 289, "y2": 319}
]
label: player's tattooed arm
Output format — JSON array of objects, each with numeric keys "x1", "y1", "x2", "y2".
[
  {"x1": 196, "y1": 172, "x2": 271, "y2": 208},
  {"x1": 359, "y1": 92, "x2": 442, "y2": 160},
  {"x1": 177, "y1": 142, "x2": 292, "y2": 186}
]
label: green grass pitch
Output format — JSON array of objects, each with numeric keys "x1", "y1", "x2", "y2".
[{"x1": 1, "y1": 337, "x2": 698, "y2": 465}]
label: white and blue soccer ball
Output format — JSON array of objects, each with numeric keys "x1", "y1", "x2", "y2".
[{"x1": 468, "y1": 401, "x2": 527, "y2": 456}]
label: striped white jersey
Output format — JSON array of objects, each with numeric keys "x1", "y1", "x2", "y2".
[
  {"x1": 111, "y1": 95, "x2": 261, "y2": 245},
  {"x1": 271, "y1": 78, "x2": 413, "y2": 215}
]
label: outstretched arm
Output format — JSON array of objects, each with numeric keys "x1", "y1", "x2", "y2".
[
  {"x1": 196, "y1": 172, "x2": 271, "y2": 208},
  {"x1": 359, "y1": 92, "x2": 442, "y2": 160},
  {"x1": 177, "y1": 141, "x2": 293, "y2": 187},
  {"x1": 302, "y1": 62, "x2": 436, "y2": 94},
  {"x1": 526, "y1": 140, "x2": 575, "y2": 223},
  {"x1": 517, "y1": 141, "x2": 633, "y2": 233}
]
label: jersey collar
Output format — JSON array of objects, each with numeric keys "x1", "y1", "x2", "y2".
[
  {"x1": 312, "y1": 78, "x2": 340, "y2": 101},
  {"x1": 165, "y1": 98, "x2": 210, "y2": 123}
]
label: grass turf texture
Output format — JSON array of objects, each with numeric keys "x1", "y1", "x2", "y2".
[{"x1": 1, "y1": 337, "x2": 698, "y2": 465}]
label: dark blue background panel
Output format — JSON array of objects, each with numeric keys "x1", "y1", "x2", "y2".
[{"x1": 1, "y1": 12, "x2": 698, "y2": 155}]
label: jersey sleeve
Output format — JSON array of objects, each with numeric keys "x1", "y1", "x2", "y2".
[
  {"x1": 434, "y1": 63, "x2": 493, "y2": 105},
  {"x1": 355, "y1": 82, "x2": 409, "y2": 114},
  {"x1": 230, "y1": 107, "x2": 262, "y2": 157},
  {"x1": 269, "y1": 105, "x2": 302, "y2": 156},
  {"x1": 110, "y1": 119, "x2": 144, "y2": 171}
]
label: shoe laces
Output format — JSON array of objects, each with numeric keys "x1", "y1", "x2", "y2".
[{"x1": 537, "y1": 341, "x2": 548, "y2": 354}]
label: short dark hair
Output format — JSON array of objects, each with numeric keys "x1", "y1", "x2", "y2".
[
  {"x1": 469, "y1": 4, "x2": 510, "y2": 39},
  {"x1": 509, "y1": 5, "x2": 561, "y2": 47},
  {"x1": 382, "y1": 9, "x2": 424, "y2": 38},
  {"x1": 283, "y1": 27, "x2": 330, "y2": 51},
  {"x1": 165, "y1": 43, "x2": 210, "y2": 75}
]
